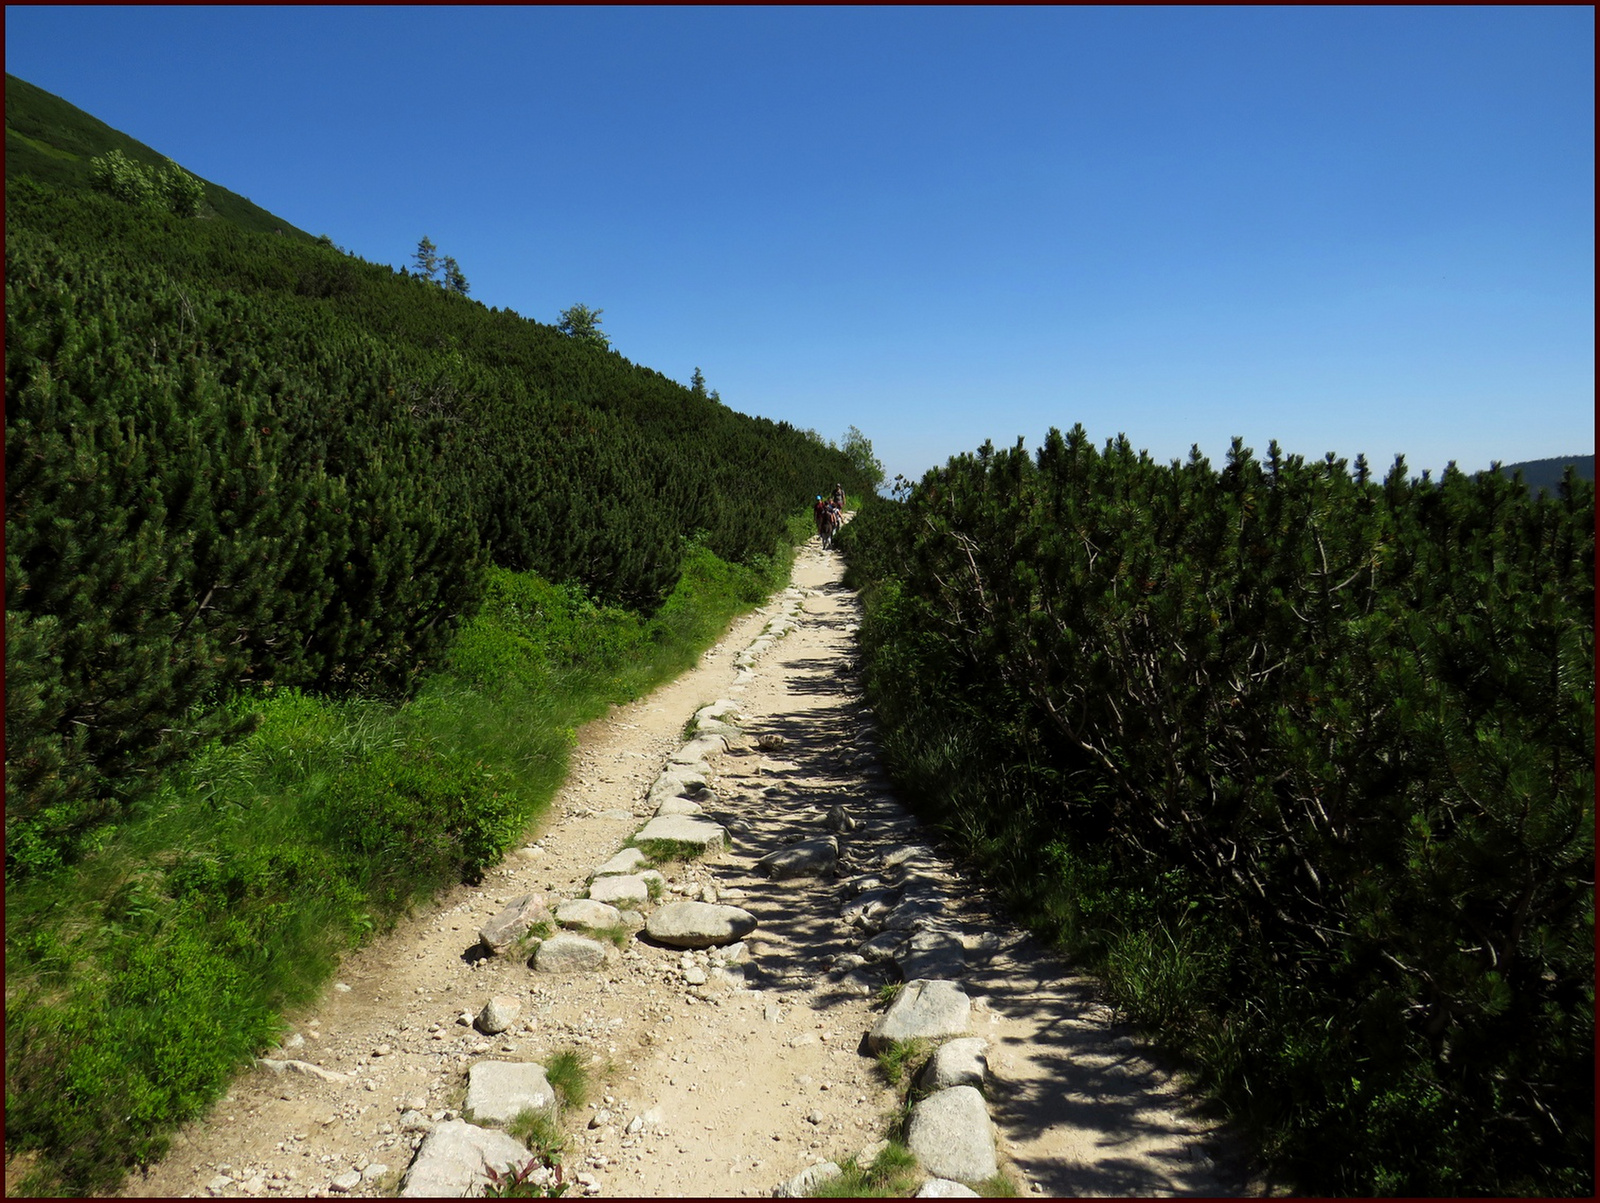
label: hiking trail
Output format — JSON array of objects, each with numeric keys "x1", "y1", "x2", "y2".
[{"x1": 122, "y1": 535, "x2": 1268, "y2": 1199}]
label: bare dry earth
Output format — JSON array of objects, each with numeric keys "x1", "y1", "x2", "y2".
[{"x1": 122, "y1": 536, "x2": 1266, "y2": 1199}]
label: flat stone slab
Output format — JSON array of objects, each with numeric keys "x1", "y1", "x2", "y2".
[
  {"x1": 896, "y1": 929, "x2": 967, "y2": 981},
  {"x1": 556, "y1": 898, "x2": 622, "y2": 931},
  {"x1": 588, "y1": 874, "x2": 650, "y2": 906},
  {"x1": 400, "y1": 1120, "x2": 532, "y2": 1197},
  {"x1": 920, "y1": 1038, "x2": 988, "y2": 1091},
  {"x1": 843, "y1": 888, "x2": 899, "y2": 931},
  {"x1": 648, "y1": 768, "x2": 708, "y2": 806},
  {"x1": 758, "y1": 835, "x2": 839, "y2": 880},
  {"x1": 775, "y1": 1161, "x2": 842, "y2": 1197},
  {"x1": 866, "y1": 979, "x2": 971, "y2": 1053},
  {"x1": 669, "y1": 734, "x2": 726, "y2": 764},
  {"x1": 916, "y1": 1179, "x2": 980, "y2": 1197},
  {"x1": 534, "y1": 932, "x2": 611, "y2": 973},
  {"x1": 859, "y1": 930, "x2": 906, "y2": 963},
  {"x1": 881, "y1": 896, "x2": 946, "y2": 933},
  {"x1": 654, "y1": 796, "x2": 703, "y2": 816},
  {"x1": 633, "y1": 814, "x2": 727, "y2": 854},
  {"x1": 645, "y1": 901, "x2": 757, "y2": 948},
  {"x1": 256, "y1": 1058, "x2": 348, "y2": 1083},
  {"x1": 883, "y1": 844, "x2": 940, "y2": 871},
  {"x1": 695, "y1": 699, "x2": 743, "y2": 722},
  {"x1": 594, "y1": 847, "x2": 650, "y2": 877},
  {"x1": 465, "y1": 1060, "x2": 556, "y2": 1125},
  {"x1": 906, "y1": 1086, "x2": 997, "y2": 1183},
  {"x1": 478, "y1": 893, "x2": 553, "y2": 954}
]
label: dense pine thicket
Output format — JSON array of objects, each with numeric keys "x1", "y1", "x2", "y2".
[
  {"x1": 839, "y1": 428, "x2": 1594, "y2": 1196},
  {"x1": 5, "y1": 174, "x2": 874, "y2": 877}
]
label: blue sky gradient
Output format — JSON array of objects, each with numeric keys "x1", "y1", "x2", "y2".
[{"x1": 7, "y1": 6, "x2": 1593, "y2": 485}]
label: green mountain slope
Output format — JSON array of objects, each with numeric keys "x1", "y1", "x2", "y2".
[
  {"x1": 1497, "y1": 454, "x2": 1594, "y2": 496},
  {"x1": 6, "y1": 80, "x2": 874, "y2": 873},
  {"x1": 4, "y1": 76, "x2": 880, "y2": 1197},
  {"x1": 5, "y1": 72, "x2": 316, "y2": 240}
]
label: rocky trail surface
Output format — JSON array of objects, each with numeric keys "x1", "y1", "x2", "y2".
[{"x1": 123, "y1": 537, "x2": 1266, "y2": 1199}]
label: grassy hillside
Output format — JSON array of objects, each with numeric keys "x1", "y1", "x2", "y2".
[{"x1": 5, "y1": 73, "x2": 317, "y2": 240}]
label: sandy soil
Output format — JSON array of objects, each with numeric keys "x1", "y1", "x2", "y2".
[{"x1": 119, "y1": 536, "x2": 1270, "y2": 1199}]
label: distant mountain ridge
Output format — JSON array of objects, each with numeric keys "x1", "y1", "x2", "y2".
[
  {"x1": 5, "y1": 72, "x2": 315, "y2": 241},
  {"x1": 1496, "y1": 455, "x2": 1594, "y2": 496}
]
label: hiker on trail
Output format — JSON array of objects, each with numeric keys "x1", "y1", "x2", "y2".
[
  {"x1": 814, "y1": 495, "x2": 830, "y2": 539},
  {"x1": 832, "y1": 484, "x2": 846, "y2": 510},
  {"x1": 819, "y1": 498, "x2": 843, "y2": 549}
]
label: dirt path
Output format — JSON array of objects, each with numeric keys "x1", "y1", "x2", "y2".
[{"x1": 122, "y1": 537, "x2": 1267, "y2": 1199}]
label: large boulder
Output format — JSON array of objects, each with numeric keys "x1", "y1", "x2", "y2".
[
  {"x1": 865, "y1": 979, "x2": 971, "y2": 1053},
  {"x1": 906, "y1": 1086, "x2": 997, "y2": 1183},
  {"x1": 399, "y1": 1119, "x2": 532, "y2": 1197},
  {"x1": 645, "y1": 901, "x2": 757, "y2": 948}
]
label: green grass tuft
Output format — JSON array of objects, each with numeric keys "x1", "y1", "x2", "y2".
[
  {"x1": 506, "y1": 1106, "x2": 565, "y2": 1161},
  {"x1": 631, "y1": 837, "x2": 713, "y2": 863},
  {"x1": 810, "y1": 1142, "x2": 921, "y2": 1197},
  {"x1": 543, "y1": 1049, "x2": 589, "y2": 1110},
  {"x1": 875, "y1": 1037, "x2": 930, "y2": 1087}
]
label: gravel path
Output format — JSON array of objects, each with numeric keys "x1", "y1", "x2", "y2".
[{"x1": 121, "y1": 536, "x2": 1269, "y2": 1199}]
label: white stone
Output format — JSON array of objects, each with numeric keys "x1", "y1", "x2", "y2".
[
  {"x1": 556, "y1": 899, "x2": 622, "y2": 932},
  {"x1": 654, "y1": 796, "x2": 704, "y2": 816},
  {"x1": 775, "y1": 1161, "x2": 842, "y2": 1197},
  {"x1": 465, "y1": 1061, "x2": 556, "y2": 1125},
  {"x1": 588, "y1": 875, "x2": 650, "y2": 906},
  {"x1": 534, "y1": 932, "x2": 611, "y2": 973},
  {"x1": 865, "y1": 980, "x2": 971, "y2": 1053},
  {"x1": 633, "y1": 814, "x2": 727, "y2": 854},
  {"x1": 645, "y1": 901, "x2": 757, "y2": 948},
  {"x1": 476, "y1": 996, "x2": 522, "y2": 1035},
  {"x1": 917, "y1": 1178, "x2": 981, "y2": 1197},
  {"x1": 256, "y1": 1058, "x2": 349, "y2": 1083},
  {"x1": 478, "y1": 893, "x2": 553, "y2": 954},
  {"x1": 399, "y1": 1120, "x2": 532, "y2": 1197},
  {"x1": 593, "y1": 847, "x2": 649, "y2": 877},
  {"x1": 906, "y1": 1086, "x2": 997, "y2": 1183},
  {"x1": 919, "y1": 1038, "x2": 989, "y2": 1091}
]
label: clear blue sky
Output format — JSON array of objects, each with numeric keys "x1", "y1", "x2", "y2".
[{"x1": 8, "y1": 6, "x2": 1593, "y2": 486}]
